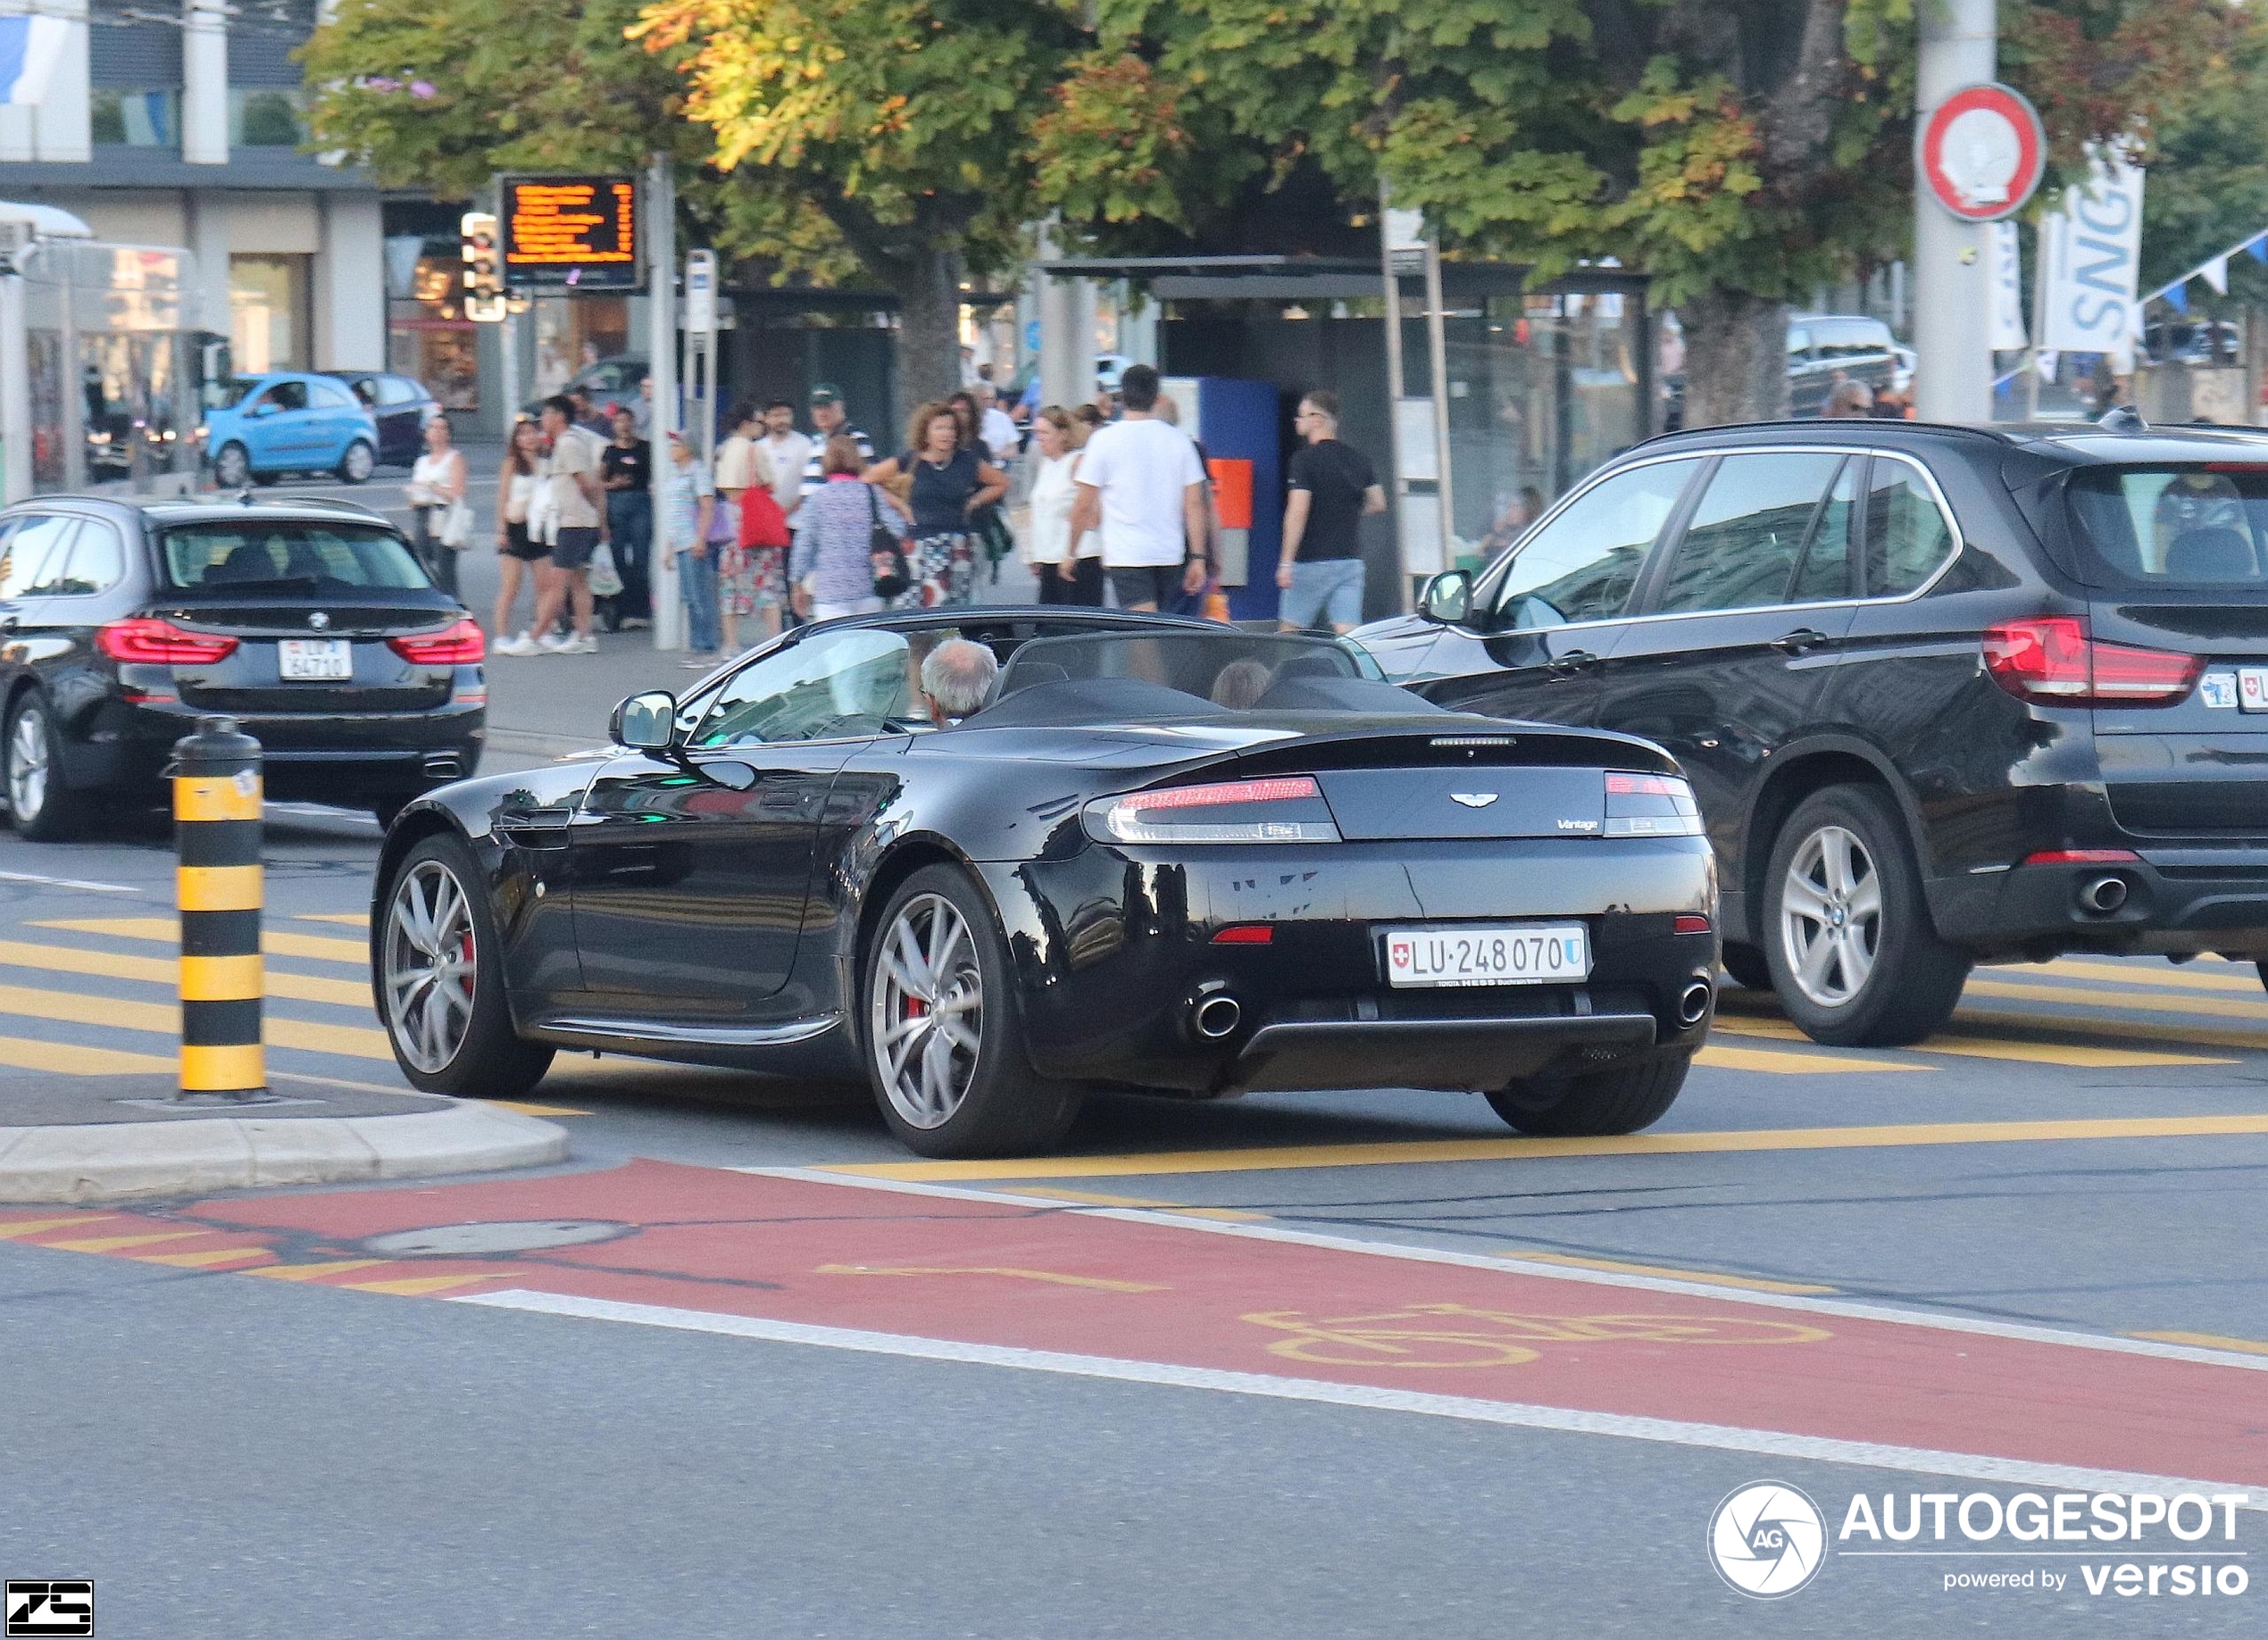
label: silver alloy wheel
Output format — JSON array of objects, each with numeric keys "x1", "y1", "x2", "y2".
[
  {"x1": 214, "y1": 444, "x2": 250, "y2": 487},
  {"x1": 1779, "y1": 823, "x2": 1881, "y2": 1008},
  {"x1": 871, "y1": 892, "x2": 984, "y2": 1130},
  {"x1": 383, "y1": 859, "x2": 478, "y2": 1073},
  {"x1": 340, "y1": 440, "x2": 375, "y2": 483},
  {"x1": 7, "y1": 705, "x2": 47, "y2": 822}
]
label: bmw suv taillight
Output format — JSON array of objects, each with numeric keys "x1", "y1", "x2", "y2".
[
  {"x1": 388, "y1": 619, "x2": 485, "y2": 666},
  {"x1": 96, "y1": 618, "x2": 239, "y2": 665},
  {"x1": 1087, "y1": 776, "x2": 1342, "y2": 845},
  {"x1": 1980, "y1": 617, "x2": 2200, "y2": 707}
]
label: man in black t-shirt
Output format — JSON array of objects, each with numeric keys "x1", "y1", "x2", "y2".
[{"x1": 1278, "y1": 388, "x2": 1385, "y2": 632}]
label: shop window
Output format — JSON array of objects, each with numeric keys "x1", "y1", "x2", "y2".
[{"x1": 231, "y1": 255, "x2": 311, "y2": 373}]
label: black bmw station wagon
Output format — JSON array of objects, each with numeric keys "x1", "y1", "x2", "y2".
[
  {"x1": 0, "y1": 495, "x2": 483, "y2": 838},
  {"x1": 1360, "y1": 418, "x2": 2268, "y2": 1045}
]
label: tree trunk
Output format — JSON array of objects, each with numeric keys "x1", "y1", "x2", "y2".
[
  {"x1": 891, "y1": 244, "x2": 965, "y2": 442},
  {"x1": 1678, "y1": 287, "x2": 1791, "y2": 427}
]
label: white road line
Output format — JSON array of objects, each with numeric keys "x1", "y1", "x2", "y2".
[
  {"x1": 744, "y1": 1167, "x2": 2268, "y2": 1375},
  {"x1": 0, "y1": 870, "x2": 140, "y2": 895},
  {"x1": 452, "y1": 1286, "x2": 2266, "y2": 1504}
]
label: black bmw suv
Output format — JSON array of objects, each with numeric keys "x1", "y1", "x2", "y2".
[
  {"x1": 0, "y1": 495, "x2": 484, "y2": 839},
  {"x1": 1358, "y1": 418, "x2": 2268, "y2": 1045}
]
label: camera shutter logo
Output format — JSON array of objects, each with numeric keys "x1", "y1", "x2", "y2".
[
  {"x1": 1708, "y1": 1483, "x2": 1826, "y2": 1598},
  {"x1": 4, "y1": 1581, "x2": 94, "y2": 1637}
]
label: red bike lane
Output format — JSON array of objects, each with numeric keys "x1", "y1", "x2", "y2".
[{"x1": 8, "y1": 1157, "x2": 2266, "y2": 1494}]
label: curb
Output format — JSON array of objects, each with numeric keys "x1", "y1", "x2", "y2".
[{"x1": 0, "y1": 1100, "x2": 570, "y2": 1204}]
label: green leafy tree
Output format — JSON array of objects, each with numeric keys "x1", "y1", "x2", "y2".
[{"x1": 1080, "y1": 0, "x2": 2246, "y2": 426}]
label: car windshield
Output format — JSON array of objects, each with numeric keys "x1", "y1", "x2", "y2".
[
  {"x1": 160, "y1": 521, "x2": 430, "y2": 592},
  {"x1": 2065, "y1": 466, "x2": 2268, "y2": 587}
]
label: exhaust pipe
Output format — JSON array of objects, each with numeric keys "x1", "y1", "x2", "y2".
[
  {"x1": 2079, "y1": 875, "x2": 2129, "y2": 914},
  {"x1": 1192, "y1": 993, "x2": 1242, "y2": 1041},
  {"x1": 1677, "y1": 981, "x2": 1714, "y2": 1028}
]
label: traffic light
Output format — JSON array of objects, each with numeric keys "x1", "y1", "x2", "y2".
[{"x1": 460, "y1": 211, "x2": 505, "y2": 322}]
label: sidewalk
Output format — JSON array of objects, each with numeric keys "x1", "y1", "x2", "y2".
[{"x1": 0, "y1": 1071, "x2": 567, "y2": 1204}]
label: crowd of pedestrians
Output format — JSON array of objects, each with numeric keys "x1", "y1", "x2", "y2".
[{"x1": 464, "y1": 356, "x2": 1395, "y2": 671}]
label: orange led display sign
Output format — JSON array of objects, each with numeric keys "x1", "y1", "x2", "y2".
[{"x1": 499, "y1": 176, "x2": 641, "y2": 289}]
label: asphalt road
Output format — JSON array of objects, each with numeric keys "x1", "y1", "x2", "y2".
[{"x1": 4, "y1": 796, "x2": 2268, "y2": 1635}]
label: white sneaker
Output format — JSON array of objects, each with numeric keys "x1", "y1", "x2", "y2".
[
  {"x1": 561, "y1": 633, "x2": 600, "y2": 654},
  {"x1": 536, "y1": 631, "x2": 574, "y2": 654},
  {"x1": 492, "y1": 632, "x2": 538, "y2": 657}
]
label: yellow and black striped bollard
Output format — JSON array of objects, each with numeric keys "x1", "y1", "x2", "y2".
[{"x1": 173, "y1": 715, "x2": 265, "y2": 1102}]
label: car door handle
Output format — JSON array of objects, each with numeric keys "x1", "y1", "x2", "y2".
[
  {"x1": 1772, "y1": 628, "x2": 1832, "y2": 655},
  {"x1": 1546, "y1": 650, "x2": 1601, "y2": 678}
]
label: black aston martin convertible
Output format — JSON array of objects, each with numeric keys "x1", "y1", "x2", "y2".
[{"x1": 371, "y1": 610, "x2": 1719, "y2": 1156}]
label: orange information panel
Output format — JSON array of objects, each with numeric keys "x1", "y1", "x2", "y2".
[
  {"x1": 500, "y1": 176, "x2": 640, "y2": 289},
  {"x1": 1208, "y1": 457, "x2": 1254, "y2": 530}
]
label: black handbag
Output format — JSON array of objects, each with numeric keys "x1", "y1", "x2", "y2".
[{"x1": 868, "y1": 487, "x2": 912, "y2": 600}]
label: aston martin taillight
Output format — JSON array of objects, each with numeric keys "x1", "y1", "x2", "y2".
[
  {"x1": 1088, "y1": 776, "x2": 1341, "y2": 845},
  {"x1": 1603, "y1": 771, "x2": 1703, "y2": 837}
]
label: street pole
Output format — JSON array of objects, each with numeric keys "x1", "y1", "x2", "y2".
[
  {"x1": 1379, "y1": 179, "x2": 1412, "y2": 610},
  {"x1": 1421, "y1": 226, "x2": 1457, "y2": 579},
  {"x1": 646, "y1": 153, "x2": 682, "y2": 652},
  {"x1": 1913, "y1": 0, "x2": 1997, "y2": 422}
]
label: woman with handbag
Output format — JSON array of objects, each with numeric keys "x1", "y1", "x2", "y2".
[
  {"x1": 406, "y1": 414, "x2": 470, "y2": 597},
  {"x1": 863, "y1": 402, "x2": 1007, "y2": 608},
  {"x1": 790, "y1": 436, "x2": 907, "y2": 621}
]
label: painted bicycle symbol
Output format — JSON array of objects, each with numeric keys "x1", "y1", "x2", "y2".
[{"x1": 1239, "y1": 1303, "x2": 1830, "y2": 1369}]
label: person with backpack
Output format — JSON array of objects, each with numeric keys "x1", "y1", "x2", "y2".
[{"x1": 1276, "y1": 388, "x2": 1384, "y2": 634}]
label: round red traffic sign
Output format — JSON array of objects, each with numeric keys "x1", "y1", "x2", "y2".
[{"x1": 1919, "y1": 83, "x2": 2046, "y2": 222}]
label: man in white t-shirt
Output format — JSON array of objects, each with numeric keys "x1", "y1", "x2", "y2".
[
  {"x1": 760, "y1": 400, "x2": 814, "y2": 521},
  {"x1": 1067, "y1": 364, "x2": 1207, "y2": 612},
  {"x1": 976, "y1": 383, "x2": 1021, "y2": 465}
]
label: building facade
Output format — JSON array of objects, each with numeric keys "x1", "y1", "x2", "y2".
[{"x1": 1, "y1": 1, "x2": 382, "y2": 373}]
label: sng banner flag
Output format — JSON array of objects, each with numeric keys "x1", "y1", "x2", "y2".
[
  {"x1": 2041, "y1": 149, "x2": 2146, "y2": 362},
  {"x1": 0, "y1": 13, "x2": 70, "y2": 106},
  {"x1": 1989, "y1": 221, "x2": 2029, "y2": 351}
]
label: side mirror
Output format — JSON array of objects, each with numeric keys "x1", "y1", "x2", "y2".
[
  {"x1": 1419, "y1": 570, "x2": 1473, "y2": 626},
  {"x1": 611, "y1": 689, "x2": 677, "y2": 751}
]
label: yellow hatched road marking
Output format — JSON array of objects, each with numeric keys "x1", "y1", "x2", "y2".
[
  {"x1": 489, "y1": 1100, "x2": 596, "y2": 1117},
  {"x1": 346, "y1": 1272, "x2": 513, "y2": 1296},
  {"x1": 826, "y1": 1112, "x2": 2268, "y2": 1181},
  {"x1": 0, "y1": 937, "x2": 367, "y2": 1006},
  {"x1": 0, "y1": 979, "x2": 388, "y2": 1061},
  {"x1": 2031, "y1": 958, "x2": 2264, "y2": 995},
  {"x1": 1713, "y1": 1015, "x2": 2229, "y2": 1069},
  {"x1": 1967, "y1": 977, "x2": 2268, "y2": 1021},
  {"x1": 135, "y1": 1246, "x2": 275, "y2": 1268},
  {"x1": 41, "y1": 1230, "x2": 208, "y2": 1253},
  {"x1": 1495, "y1": 1251, "x2": 1839, "y2": 1295},
  {"x1": 1946, "y1": 1003, "x2": 2268, "y2": 1056},
  {"x1": 243, "y1": 1260, "x2": 388, "y2": 1282},
  {"x1": 0, "y1": 1035, "x2": 174, "y2": 1075},
  {"x1": 36, "y1": 917, "x2": 366, "y2": 965},
  {"x1": 2130, "y1": 1329, "x2": 2268, "y2": 1356},
  {"x1": 0, "y1": 1215, "x2": 116, "y2": 1239},
  {"x1": 1695, "y1": 1042, "x2": 1923, "y2": 1074},
  {"x1": 296, "y1": 912, "x2": 370, "y2": 928}
]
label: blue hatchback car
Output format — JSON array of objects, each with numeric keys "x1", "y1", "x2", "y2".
[{"x1": 202, "y1": 371, "x2": 382, "y2": 487}]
